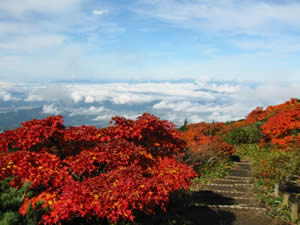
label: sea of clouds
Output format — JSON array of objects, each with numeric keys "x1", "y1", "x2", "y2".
[{"x1": 0, "y1": 80, "x2": 299, "y2": 128}]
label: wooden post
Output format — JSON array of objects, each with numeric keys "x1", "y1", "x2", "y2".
[
  {"x1": 291, "y1": 203, "x2": 298, "y2": 222},
  {"x1": 282, "y1": 192, "x2": 289, "y2": 206},
  {"x1": 274, "y1": 183, "x2": 279, "y2": 197}
]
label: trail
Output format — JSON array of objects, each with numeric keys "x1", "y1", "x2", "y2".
[
  {"x1": 137, "y1": 160, "x2": 278, "y2": 225},
  {"x1": 186, "y1": 160, "x2": 275, "y2": 225}
]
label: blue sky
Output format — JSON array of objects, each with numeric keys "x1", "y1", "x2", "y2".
[{"x1": 1, "y1": 0, "x2": 300, "y2": 82}]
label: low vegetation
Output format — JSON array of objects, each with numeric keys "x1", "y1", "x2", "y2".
[{"x1": 236, "y1": 144, "x2": 300, "y2": 224}]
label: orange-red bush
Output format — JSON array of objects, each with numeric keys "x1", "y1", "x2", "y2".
[
  {"x1": 0, "y1": 114, "x2": 196, "y2": 224},
  {"x1": 261, "y1": 105, "x2": 300, "y2": 149},
  {"x1": 183, "y1": 122, "x2": 235, "y2": 158}
]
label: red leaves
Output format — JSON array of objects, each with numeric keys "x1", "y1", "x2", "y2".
[
  {"x1": 0, "y1": 150, "x2": 71, "y2": 189},
  {"x1": 0, "y1": 116, "x2": 65, "y2": 152},
  {"x1": 41, "y1": 159, "x2": 196, "y2": 224},
  {"x1": 261, "y1": 105, "x2": 300, "y2": 149},
  {"x1": 183, "y1": 122, "x2": 235, "y2": 158},
  {"x1": 0, "y1": 114, "x2": 196, "y2": 224},
  {"x1": 246, "y1": 98, "x2": 300, "y2": 125}
]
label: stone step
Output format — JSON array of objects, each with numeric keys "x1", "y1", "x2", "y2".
[
  {"x1": 195, "y1": 189, "x2": 256, "y2": 199},
  {"x1": 168, "y1": 206, "x2": 274, "y2": 225},
  {"x1": 191, "y1": 188, "x2": 252, "y2": 196},
  {"x1": 188, "y1": 193, "x2": 259, "y2": 206},
  {"x1": 212, "y1": 178, "x2": 253, "y2": 185},
  {"x1": 231, "y1": 168, "x2": 250, "y2": 172},
  {"x1": 236, "y1": 161, "x2": 251, "y2": 164},
  {"x1": 234, "y1": 164, "x2": 251, "y2": 170},
  {"x1": 229, "y1": 169, "x2": 251, "y2": 177},
  {"x1": 188, "y1": 203, "x2": 266, "y2": 212},
  {"x1": 195, "y1": 183, "x2": 254, "y2": 193},
  {"x1": 225, "y1": 175, "x2": 253, "y2": 181},
  {"x1": 157, "y1": 160, "x2": 274, "y2": 225}
]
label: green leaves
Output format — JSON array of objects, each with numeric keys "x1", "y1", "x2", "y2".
[
  {"x1": 225, "y1": 122, "x2": 263, "y2": 145},
  {"x1": 0, "y1": 178, "x2": 32, "y2": 225}
]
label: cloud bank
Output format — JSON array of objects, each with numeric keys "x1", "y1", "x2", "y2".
[{"x1": 0, "y1": 80, "x2": 299, "y2": 127}]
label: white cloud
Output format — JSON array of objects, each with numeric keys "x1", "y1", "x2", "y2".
[
  {"x1": 42, "y1": 104, "x2": 63, "y2": 115},
  {"x1": 25, "y1": 94, "x2": 44, "y2": 102},
  {"x1": 71, "y1": 92, "x2": 82, "y2": 103},
  {"x1": 0, "y1": 92, "x2": 19, "y2": 101},
  {"x1": 0, "y1": 35, "x2": 67, "y2": 52},
  {"x1": 93, "y1": 111, "x2": 141, "y2": 122},
  {"x1": 93, "y1": 114, "x2": 112, "y2": 121},
  {"x1": 24, "y1": 85, "x2": 72, "y2": 102},
  {"x1": 85, "y1": 96, "x2": 96, "y2": 103},
  {"x1": 188, "y1": 114, "x2": 205, "y2": 123},
  {"x1": 1, "y1": 80, "x2": 300, "y2": 126},
  {"x1": 71, "y1": 106, "x2": 106, "y2": 116},
  {"x1": 0, "y1": 0, "x2": 82, "y2": 16},
  {"x1": 233, "y1": 37, "x2": 300, "y2": 54},
  {"x1": 92, "y1": 9, "x2": 108, "y2": 16},
  {"x1": 69, "y1": 84, "x2": 158, "y2": 105},
  {"x1": 153, "y1": 101, "x2": 193, "y2": 111},
  {"x1": 133, "y1": 0, "x2": 300, "y2": 34},
  {"x1": 111, "y1": 93, "x2": 154, "y2": 104},
  {"x1": 0, "y1": 22, "x2": 36, "y2": 37}
]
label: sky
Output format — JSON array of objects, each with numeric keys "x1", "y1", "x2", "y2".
[{"x1": 1, "y1": 0, "x2": 300, "y2": 82}]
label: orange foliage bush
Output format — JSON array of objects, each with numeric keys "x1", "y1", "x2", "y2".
[
  {"x1": 261, "y1": 105, "x2": 300, "y2": 149},
  {"x1": 246, "y1": 98, "x2": 300, "y2": 124},
  {"x1": 183, "y1": 122, "x2": 235, "y2": 158}
]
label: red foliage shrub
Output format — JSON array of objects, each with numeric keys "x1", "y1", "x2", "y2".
[
  {"x1": 246, "y1": 98, "x2": 300, "y2": 125},
  {"x1": 261, "y1": 105, "x2": 300, "y2": 149},
  {"x1": 0, "y1": 114, "x2": 196, "y2": 224},
  {"x1": 183, "y1": 122, "x2": 235, "y2": 159}
]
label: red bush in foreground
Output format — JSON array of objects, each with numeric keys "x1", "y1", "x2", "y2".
[{"x1": 0, "y1": 114, "x2": 196, "y2": 224}]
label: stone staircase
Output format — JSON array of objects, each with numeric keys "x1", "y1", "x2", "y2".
[
  {"x1": 187, "y1": 160, "x2": 275, "y2": 225},
  {"x1": 138, "y1": 160, "x2": 278, "y2": 225}
]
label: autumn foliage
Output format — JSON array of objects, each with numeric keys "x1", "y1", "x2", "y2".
[
  {"x1": 261, "y1": 105, "x2": 300, "y2": 149},
  {"x1": 182, "y1": 98, "x2": 300, "y2": 162},
  {"x1": 246, "y1": 98, "x2": 300, "y2": 150},
  {"x1": 183, "y1": 122, "x2": 235, "y2": 158},
  {"x1": 0, "y1": 114, "x2": 197, "y2": 224}
]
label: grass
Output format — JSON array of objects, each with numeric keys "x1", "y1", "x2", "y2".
[{"x1": 191, "y1": 158, "x2": 233, "y2": 186}]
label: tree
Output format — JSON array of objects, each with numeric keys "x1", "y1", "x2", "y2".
[{"x1": 178, "y1": 119, "x2": 188, "y2": 132}]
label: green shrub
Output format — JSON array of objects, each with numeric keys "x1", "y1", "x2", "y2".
[
  {"x1": 178, "y1": 119, "x2": 188, "y2": 132},
  {"x1": 0, "y1": 178, "x2": 48, "y2": 225},
  {"x1": 226, "y1": 122, "x2": 263, "y2": 145},
  {"x1": 0, "y1": 178, "x2": 30, "y2": 225}
]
